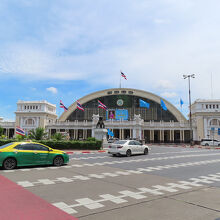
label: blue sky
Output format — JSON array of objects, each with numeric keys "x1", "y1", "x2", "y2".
[{"x1": 1, "y1": 0, "x2": 220, "y2": 120}]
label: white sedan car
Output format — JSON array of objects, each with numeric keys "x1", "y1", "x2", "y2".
[{"x1": 108, "y1": 140, "x2": 149, "y2": 157}]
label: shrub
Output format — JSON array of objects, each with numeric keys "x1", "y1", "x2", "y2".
[
  {"x1": 86, "y1": 137, "x2": 97, "y2": 141},
  {"x1": 38, "y1": 140, "x2": 102, "y2": 150},
  {"x1": 16, "y1": 134, "x2": 26, "y2": 141},
  {"x1": 0, "y1": 138, "x2": 102, "y2": 150}
]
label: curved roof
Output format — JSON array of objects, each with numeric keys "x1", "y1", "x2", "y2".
[{"x1": 59, "y1": 88, "x2": 187, "y2": 122}]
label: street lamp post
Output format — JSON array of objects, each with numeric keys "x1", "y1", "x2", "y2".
[{"x1": 183, "y1": 74, "x2": 195, "y2": 145}]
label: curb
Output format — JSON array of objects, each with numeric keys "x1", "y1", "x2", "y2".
[{"x1": 65, "y1": 150, "x2": 107, "y2": 155}]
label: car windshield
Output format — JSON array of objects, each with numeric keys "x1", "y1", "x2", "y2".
[
  {"x1": 114, "y1": 140, "x2": 127, "y2": 145},
  {"x1": 0, "y1": 143, "x2": 14, "y2": 149}
]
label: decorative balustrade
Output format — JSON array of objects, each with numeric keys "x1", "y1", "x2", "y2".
[
  {"x1": 0, "y1": 122, "x2": 15, "y2": 128},
  {"x1": 46, "y1": 120, "x2": 191, "y2": 129}
]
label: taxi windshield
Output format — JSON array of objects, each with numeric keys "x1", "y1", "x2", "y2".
[{"x1": 0, "y1": 143, "x2": 14, "y2": 149}]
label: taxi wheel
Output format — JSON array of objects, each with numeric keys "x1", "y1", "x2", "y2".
[
  {"x1": 53, "y1": 156, "x2": 64, "y2": 166},
  {"x1": 126, "y1": 149, "x2": 131, "y2": 157},
  {"x1": 144, "y1": 148, "x2": 148, "y2": 155},
  {"x1": 3, "y1": 158, "x2": 17, "y2": 170}
]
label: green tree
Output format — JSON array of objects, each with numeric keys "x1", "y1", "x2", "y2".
[
  {"x1": 0, "y1": 126, "x2": 4, "y2": 137},
  {"x1": 29, "y1": 127, "x2": 47, "y2": 140}
]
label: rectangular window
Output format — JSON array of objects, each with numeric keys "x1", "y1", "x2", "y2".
[
  {"x1": 217, "y1": 105, "x2": 219, "y2": 109},
  {"x1": 213, "y1": 105, "x2": 215, "y2": 109},
  {"x1": 206, "y1": 105, "x2": 208, "y2": 109},
  {"x1": 209, "y1": 105, "x2": 212, "y2": 109}
]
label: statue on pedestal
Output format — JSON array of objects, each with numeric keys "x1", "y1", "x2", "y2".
[{"x1": 96, "y1": 117, "x2": 105, "y2": 129}]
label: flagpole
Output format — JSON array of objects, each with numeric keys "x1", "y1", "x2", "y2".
[
  {"x1": 58, "y1": 101, "x2": 61, "y2": 118},
  {"x1": 119, "y1": 71, "x2": 121, "y2": 88}
]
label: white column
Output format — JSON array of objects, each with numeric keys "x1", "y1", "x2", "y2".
[
  {"x1": 122, "y1": 129, "x2": 124, "y2": 139},
  {"x1": 204, "y1": 117, "x2": 208, "y2": 138},
  {"x1": 139, "y1": 128, "x2": 142, "y2": 140},
  {"x1": 133, "y1": 128, "x2": 136, "y2": 139}
]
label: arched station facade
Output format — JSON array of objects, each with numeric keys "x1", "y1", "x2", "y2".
[{"x1": 47, "y1": 88, "x2": 191, "y2": 143}]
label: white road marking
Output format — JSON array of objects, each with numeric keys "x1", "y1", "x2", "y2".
[
  {"x1": 52, "y1": 173, "x2": 219, "y2": 214},
  {"x1": 16, "y1": 159, "x2": 220, "y2": 187}
]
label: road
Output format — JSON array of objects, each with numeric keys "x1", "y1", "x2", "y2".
[{"x1": 1, "y1": 145, "x2": 220, "y2": 220}]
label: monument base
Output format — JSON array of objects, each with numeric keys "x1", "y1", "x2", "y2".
[
  {"x1": 94, "y1": 128, "x2": 108, "y2": 149},
  {"x1": 94, "y1": 128, "x2": 107, "y2": 141}
]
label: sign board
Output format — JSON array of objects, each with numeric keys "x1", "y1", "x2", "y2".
[
  {"x1": 106, "y1": 109, "x2": 128, "y2": 120},
  {"x1": 115, "y1": 109, "x2": 128, "y2": 120},
  {"x1": 218, "y1": 128, "x2": 220, "y2": 135}
]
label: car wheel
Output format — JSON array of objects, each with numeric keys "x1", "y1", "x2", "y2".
[
  {"x1": 3, "y1": 158, "x2": 17, "y2": 170},
  {"x1": 205, "y1": 143, "x2": 209, "y2": 146},
  {"x1": 144, "y1": 148, "x2": 148, "y2": 155},
  {"x1": 126, "y1": 149, "x2": 131, "y2": 157},
  {"x1": 112, "y1": 154, "x2": 116, "y2": 157},
  {"x1": 53, "y1": 156, "x2": 64, "y2": 166}
]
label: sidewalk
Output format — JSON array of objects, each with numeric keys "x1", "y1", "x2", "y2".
[{"x1": 0, "y1": 175, "x2": 77, "y2": 220}]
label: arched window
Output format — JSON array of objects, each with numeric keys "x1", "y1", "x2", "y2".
[
  {"x1": 209, "y1": 119, "x2": 220, "y2": 126},
  {"x1": 25, "y1": 118, "x2": 35, "y2": 126}
]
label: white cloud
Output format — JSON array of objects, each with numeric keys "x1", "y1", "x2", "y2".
[
  {"x1": 1, "y1": 0, "x2": 220, "y2": 103},
  {"x1": 46, "y1": 87, "x2": 58, "y2": 94},
  {"x1": 155, "y1": 80, "x2": 175, "y2": 90},
  {"x1": 160, "y1": 92, "x2": 177, "y2": 98}
]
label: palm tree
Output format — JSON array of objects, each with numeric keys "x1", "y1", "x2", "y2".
[
  {"x1": 29, "y1": 127, "x2": 47, "y2": 140},
  {"x1": 52, "y1": 133, "x2": 64, "y2": 141}
]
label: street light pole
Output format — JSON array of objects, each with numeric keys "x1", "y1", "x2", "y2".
[{"x1": 183, "y1": 74, "x2": 195, "y2": 145}]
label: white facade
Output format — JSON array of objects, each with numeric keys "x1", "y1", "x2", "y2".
[
  {"x1": 192, "y1": 99, "x2": 220, "y2": 141},
  {"x1": 15, "y1": 100, "x2": 57, "y2": 134}
]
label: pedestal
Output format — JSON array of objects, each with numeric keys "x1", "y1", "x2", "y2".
[{"x1": 94, "y1": 128, "x2": 108, "y2": 148}]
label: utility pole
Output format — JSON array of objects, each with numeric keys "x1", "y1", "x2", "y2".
[{"x1": 183, "y1": 74, "x2": 195, "y2": 145}]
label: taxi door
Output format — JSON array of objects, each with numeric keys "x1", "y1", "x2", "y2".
[
  {"x1": 32, "y1": 144, "x2": 50, "y2": 165},
  {"x1": 13, "y1": 144, "x2": 35, "y2": 166}
]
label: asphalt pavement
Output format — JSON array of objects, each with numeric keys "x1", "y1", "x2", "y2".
[{"x1": 1, "y1": 145, "x2": 220, "y2": 220}]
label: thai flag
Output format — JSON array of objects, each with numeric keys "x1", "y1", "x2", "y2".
[
  {"x1": 16, "y1": 126, "x2": 25, "y2": 136},
  {"x1": 60, "y1": 100, "x2": 68, "y2": 112},
  {"x1": 98, "y1": 100, "x2": 108, "y2": 111},
  {"x1": 77, "y1": 100, "x2": 84, "y2": 111},
  {"x1": 121, "y1": 71, "x2": 127, "y2": 80}
]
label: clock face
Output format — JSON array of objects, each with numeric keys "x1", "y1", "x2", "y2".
[{"x1": 117, "y1": 99, "x2": 123, "y2": 106}]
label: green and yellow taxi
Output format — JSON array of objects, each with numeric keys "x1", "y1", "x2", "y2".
[{"x1": 0, "y1": 142, "x2": 69, "y2": 170}]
